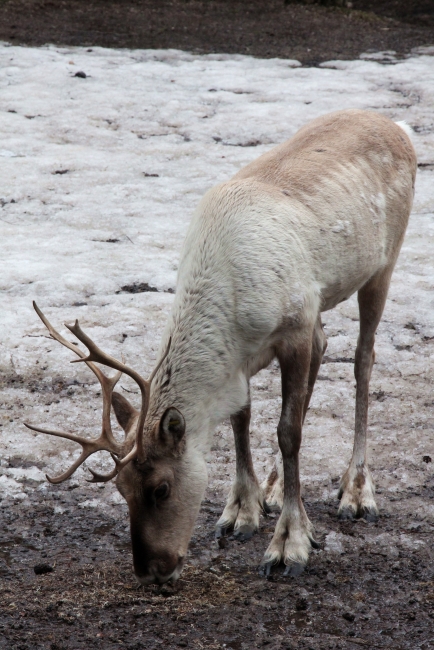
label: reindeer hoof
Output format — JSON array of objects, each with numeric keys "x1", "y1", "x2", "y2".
[
  {"x1": 258, "y1": 561, "x2": 274, "y2": 578},
  {"x1": 231, "y1": 524, "x2": 256, "y2": 542},
  {"x1": 262, "y1": 500, "x2": 271, "y2": 515},
  {"x1": 259, "y1": 560, "x2": 306, "y2": 579},
  {"x1": 215, "y1": 525, "x2": 232, "y2": 540},
  {"x1": 283, "y1": 562, "x2": 305, "y2": 578},
  {"x1": 338, "y1": 506, "x2": 356, "y2": 521},
  {"x1": 310, "y1": 537, "x2": 320, "y2": 549},
  {"x1": 338, "y1": 505, "x2": 378, "y2": 522},
  {"x1": 360, "y1": 506, "x2": 378, "y2": 523}
]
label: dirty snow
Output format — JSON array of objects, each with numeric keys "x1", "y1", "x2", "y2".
[{"x1": 0, "y1": 44, "x2": 433, "y2": 543}]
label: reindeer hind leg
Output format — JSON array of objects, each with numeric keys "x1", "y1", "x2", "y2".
[{"x1": 338, "y1": 266, "x2": 394, "y2": 522}]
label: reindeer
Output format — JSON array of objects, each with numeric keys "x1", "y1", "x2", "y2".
[{"x1": 25, "y1": 109, "x2": 416, "y2": 584}]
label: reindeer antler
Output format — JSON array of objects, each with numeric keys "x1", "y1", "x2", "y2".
[{"x1": 24, "y1": 302, "x2": 170, "y2": 483}]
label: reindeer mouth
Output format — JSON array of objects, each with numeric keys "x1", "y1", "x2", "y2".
[{"x1": 136, "y1": 556, "x2": 185, "y2": 586}]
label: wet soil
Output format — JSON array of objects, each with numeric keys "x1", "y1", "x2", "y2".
[
  {"x1": 1, "y1": 473, "x2": 433, "y2": 650},
  {"x1": 0, "y1": 0, "x2": 433, "y2": 66}
]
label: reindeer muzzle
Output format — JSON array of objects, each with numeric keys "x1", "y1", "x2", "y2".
[{"x1": 134, "y1": 555, "x2": 185, "y2": 586}]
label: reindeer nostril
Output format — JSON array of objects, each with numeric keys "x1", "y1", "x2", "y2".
[{"x1": 133, "y1": 552, "x2": 184, "y2": 585}]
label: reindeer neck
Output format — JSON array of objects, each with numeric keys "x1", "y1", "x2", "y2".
[{"x1": 149, "y1": 287, "x2": 247, "y2": 447}]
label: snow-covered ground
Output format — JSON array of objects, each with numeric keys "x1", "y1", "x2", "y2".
[{"x1": 1, "y1": 44, "x2": 433, "y2": 532}]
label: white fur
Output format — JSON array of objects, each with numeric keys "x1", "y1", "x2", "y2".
[
  {"x1": 395, "y1": 120, "x2": 413, "y2": 139},
  {"x1": 338, "y1": 464, "x2": 378, "y2": 516},
  {"x1": 153, "y1": 115, "x2": 415, "y2": 439},
  {"x1": 145, "y1": 109, "x2": 416, "y2": 574}
]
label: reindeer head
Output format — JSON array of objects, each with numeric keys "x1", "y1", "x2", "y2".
[
  {"x1": 110, "y1": 393, "x2": 207, "y2": 584},
  {"x1": 24, "y1": 303, "x2": 207, "y2": 585}
]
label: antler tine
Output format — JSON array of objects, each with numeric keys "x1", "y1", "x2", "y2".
[
  {"x1": 33, "y1": 301, "x2": 122, "y2": 449},
  {"x1": 27, "y1": 303, "x2": 126, "y2": 482},
  {"x1": 23, "y1": 421, "x2": 119, "y2": 484},
  {"x1": 149, "y1": 337, "x2": 172, "y2": 384},
  {"x1": 66, "y1": 319, "x2": 150, "y2": 387},
  {"x1": 34, "y1": 301, "x2": 109, "y2": 383},
  {"x1": 84, "y1": 341, "x2": 171, "y2": 479},
  {"x1": 67, "y1": 320, "x2": 171, "y2": 460},
  {"x1": 28, "y1": 305, "x2": 172, "y2": 483},
  {"x1": 86, "y1": 446, "x2": 139, "y2": 483},
  {"x1": 133, "y1": 337, "x2": 171, "y2": 458},
  {"x1": 66, "y1": 319, "x2": 151, "y2": 460}
]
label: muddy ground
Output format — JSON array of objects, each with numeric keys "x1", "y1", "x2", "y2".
[
  {"x1": 1, "y1": 353, "x2": 433, "y2": 650},
  {"x1": 0, "y1": 468, "x2": 433, "y2": 650},
  {"x1": 0, "y1": 0, "x2": 433, "y2": 66},
  {"x1": 1, "y1": 1, "x2": 434, "y2": 649}
]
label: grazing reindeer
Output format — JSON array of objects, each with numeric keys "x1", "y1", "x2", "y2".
[{"x1": 25, "y1": 109, "x2": 416, "y2": 583}]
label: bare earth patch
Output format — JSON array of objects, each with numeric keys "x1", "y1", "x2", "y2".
[
  {"x1": 0, "y1": 0, "x2": 433, "y2": 65},
  {"x1": 0, "y1": 473, "x2": 433, "y2": 649}
]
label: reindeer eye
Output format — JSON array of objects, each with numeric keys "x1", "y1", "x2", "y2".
[{"x1": 153, "y1": 482, "x2": 170, "y2": 501}]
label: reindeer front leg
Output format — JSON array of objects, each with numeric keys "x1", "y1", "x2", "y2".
[
  {"x1": 260, "y1": 336, "x2": 318, "y2": 577},
  {"x1": 216, "y1": 401, "x2": 268, "y2": 541},
  {"x1": 263, "y1": 316, "x2": 327, "y2": 510}
]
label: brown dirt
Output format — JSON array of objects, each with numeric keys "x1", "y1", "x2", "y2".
[
  {"x1": 1, "y1": 472, "x2": 433, "y2": 650},
  {"x1": 0, "y1": 0, "x2": 432, "y2": 66}
]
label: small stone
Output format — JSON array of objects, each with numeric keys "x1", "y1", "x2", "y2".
[
  {"x1": 295, "y1": 597, "x2": 308, "y2": 611},
  {"x1": 34, "y1": 563, "x2": 54, "y2": 575},
  {"x1": 74, "y1": 71, "x2": 87, "y2": 78},
  {"x1": 342, "y1": 611, "x2": 355, "y2": 622},
  {"x1": 422, "y1": 455, "x2": 431, "y2": 463}
]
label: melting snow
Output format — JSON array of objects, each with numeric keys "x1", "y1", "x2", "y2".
[{"x1": 0, "y1": 44, "x2": 433, "y2": 525}]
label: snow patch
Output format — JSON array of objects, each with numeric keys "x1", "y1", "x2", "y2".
[
  {"x1": 324, "y1": 531, "x2": 346, "y2": 554},
  {"x1": 0, "y1": 44, "x2": 433, "y2": 528}
]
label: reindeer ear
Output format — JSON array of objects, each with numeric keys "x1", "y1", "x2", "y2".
[
  {"x1": 159, "y1": 407, "x2": 185, "y2": 449},
  {"x1": 112, "y1": 392, "x2": 139, "y2": 432}
]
